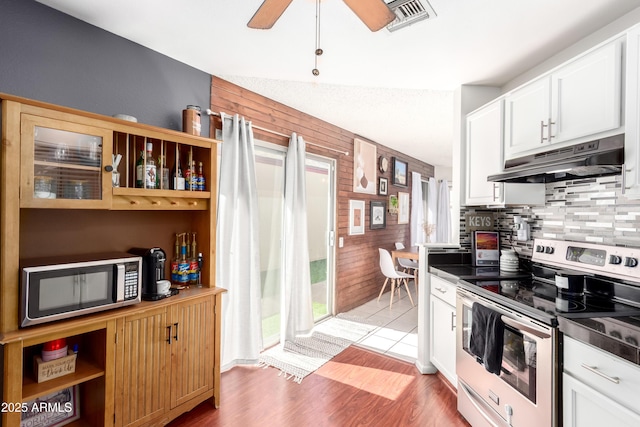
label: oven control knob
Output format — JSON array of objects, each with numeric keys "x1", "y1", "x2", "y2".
[
  {"x1": 624, "y1": 257, "x2": 638, "y2": 268},
  {"x1": 535, "y1": 245, "x2": 544, "y2": 253},
  {"x1": 609, "y1": 255, "x2": 622, "y2": 265},
  {"x1": 544, "y1": 246, "x2": 554, "y2": 254}
]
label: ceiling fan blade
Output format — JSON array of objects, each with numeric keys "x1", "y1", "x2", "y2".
[
  {"x1": 247, "y1": 0, "x2": 294, "y2": 29},
  {"x1": 342, "y1": 0, "x2": 396, "y2": 32}
]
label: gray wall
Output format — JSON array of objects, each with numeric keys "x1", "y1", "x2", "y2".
[{"x1": 0, "y1": 0, "x2": 211, "y2": 136}]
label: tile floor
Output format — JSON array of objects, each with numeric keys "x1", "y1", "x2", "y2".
[{"x1": 343, "y1": 283, "x2": 418, "y2": 363}]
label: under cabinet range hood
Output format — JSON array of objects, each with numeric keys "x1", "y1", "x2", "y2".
[{"x1": 487, "y1": 134, "x2": 624, "y2": 183}]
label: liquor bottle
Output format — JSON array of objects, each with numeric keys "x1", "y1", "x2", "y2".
[
  {"x1": 157, "y1": 155, "x2": 170, "y2": 189},
  {"x1": 184, "y1": 159, "x2": 192, "y2": 191},
  {"x1": 197, "y1": 161, "x2": 205, "y2": 191},
  {"x1": 190, "y1": 160, "x2": 198, "y2": 191},
  {"x1": 135, "y1": 142, "x2": 156, "y2": 189},
  {"x1": 189, "y1": 232, "x2": 199, "y2": 285},
  {"x1": 171, "y1": 150, "x2": 185, "y2": 190},
  {"x1": 170, "y1": 233, "x2": 180, "y2": 284},
  {"x1": 177, "y1": 233, "x2": 190, "y2": 285}
]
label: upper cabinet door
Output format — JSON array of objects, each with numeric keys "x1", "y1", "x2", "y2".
[
  {"x1": 625, "y1": 26, "x2": 640, "y2": 198},
  {"x1": 20, "y1": 114, "x2": 113, "y2": 209},
  {"x1": 504, "y1": 77, "x2": 551, "y2": 159},
  {"x1": 551, "y1": 39, "x2": 623, "y2": 144},
  {"x1": 465, "y1": 100, "x2": 505, "y2": 205}
]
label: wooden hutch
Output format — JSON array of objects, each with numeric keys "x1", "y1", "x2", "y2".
[{"x1": 0, "y1": 94, "x2": 225, "y2": 426}]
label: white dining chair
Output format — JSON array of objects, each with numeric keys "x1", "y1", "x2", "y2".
[
  {"x1": 378, "y1": 248, "x2": 415, "y2": 309},
  {"x1": 395, "y1": 242, "x2": 419, "y2": 294}
]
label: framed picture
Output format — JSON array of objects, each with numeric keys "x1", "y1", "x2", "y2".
[
  {"x1": 21, "y1": 385, "x2": 80, "y2": 427},
  {"x1": 398, "y1": 191, "x2": 410, "y2": 224},
  {"x1": 392, "y1": 157, "x2": 408, "y2": 187},
  {"x1": 348, "y1": 200, "x2": 365, "y2": 235},
  {"x1": 378, "y1": 177, "x2": 388, "y2": 195},
  {"x1": 370, "y1": 201, "x2": 386, "y2": 229},
  {"x1": 388, "y1": 194, "x2": 398, "y2": 215},
  {"x1": 353, "y1": 138, "x2": 377, "y2": 194}
]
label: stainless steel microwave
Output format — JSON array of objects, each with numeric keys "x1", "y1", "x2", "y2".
[{"x1": 20, "y1": 252, "x2": 142, "y2": 327}]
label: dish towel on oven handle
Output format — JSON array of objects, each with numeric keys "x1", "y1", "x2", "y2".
[{"x1": 469, "y1": 302, "x2": 505, "y2": 375}]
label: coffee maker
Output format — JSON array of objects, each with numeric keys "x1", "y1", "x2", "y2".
[{"x1": 128, "y1": 247, "x2": 172, "y2": 300}]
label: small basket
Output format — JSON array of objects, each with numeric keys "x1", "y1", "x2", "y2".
[{"x1": 34, "y1": 349, "x2": 77, "y2": 383}]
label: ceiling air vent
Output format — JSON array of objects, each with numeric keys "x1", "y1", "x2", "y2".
[{"x1": 385, "y1": 0, "x2": 437, "y2": 32}]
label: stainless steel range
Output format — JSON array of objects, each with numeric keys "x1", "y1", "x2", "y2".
[{"x1": 455, "y1": 238, "x2": 640, "y2": 427}]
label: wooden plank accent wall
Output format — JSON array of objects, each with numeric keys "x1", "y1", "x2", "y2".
[{"x1": 210, "y1": 77, "x2": 435, "y2": 313}]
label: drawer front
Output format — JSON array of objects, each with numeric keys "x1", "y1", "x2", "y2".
[
  {"x1": 564, "y1": 336, "x2": 640, "y2": 414},
  {"x1": 430, "y1": 274, "x2": 456, "y2": 306}
]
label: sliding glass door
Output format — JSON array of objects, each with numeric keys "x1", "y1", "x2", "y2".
[{"x1": 255, "y1": 144, "x2": 336, "y2": 347}]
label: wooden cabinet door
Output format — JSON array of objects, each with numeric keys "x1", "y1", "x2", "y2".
[
  {"x1": 116, "y1": 307, "x2": 170, "y2": 427},
  {"x1": 551, "y1": 39, "x2": 622, "y2": 144},
  {"x1": 465, "y1": 100, "x2": 504, "y2": 205},
  {"x1": 170, "y1": 295, "x2": 214, "y2": 408},
  {"x1": 20, "y1": 114, "x2": 113, "y2": 209},
  {"x1": 504, "y1": 77, "x2": 551, "y2": 159}
]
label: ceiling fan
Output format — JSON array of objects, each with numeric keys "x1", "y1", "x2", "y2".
[{"x1": 248, "y1": 0, "x2": 396, "y2": 32}]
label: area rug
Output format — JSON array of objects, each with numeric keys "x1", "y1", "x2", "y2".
[{"x1": 258, "y1": 314, "x2": 381, "y2": 383}]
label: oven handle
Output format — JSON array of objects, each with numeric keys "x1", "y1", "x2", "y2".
[
  {"x1": 500, "y1": 316, "x2": 550, "y2": 339},
  {"x1": 459, "y1": 380, "x2": 509, "y2": 427},
  {"x1": 457, "y1": 289, "x2": 552, "y2": 339}
]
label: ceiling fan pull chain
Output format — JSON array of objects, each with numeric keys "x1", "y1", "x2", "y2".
[{"x1": 313, "y1": 0, "x2": 322, "y2": 76}]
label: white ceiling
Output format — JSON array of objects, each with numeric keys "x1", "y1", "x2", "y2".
[{"x1": 36, "y1": 0, "x2": 640, "y2": 168}]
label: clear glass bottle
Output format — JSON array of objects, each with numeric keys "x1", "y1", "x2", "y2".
[
  {"x1": 190, "y1": 160, "x2": 198, "y2": 191},
  {"x1": 136, "y1": 142, "x2": 156, "y2": 189},
  {"x1": 157, "y1": 155, "x2": 170, "y2": 189},
  {"x1": 171, "y1": 150, "x2": 185, "y2": 190}
]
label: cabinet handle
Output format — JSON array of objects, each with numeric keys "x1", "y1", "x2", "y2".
[
  {"x1": 435, "y1": 287, "x2": 447, "y2": 293},
  {"x1": 548, "y1": 119, "x2": 556, "y2": 140},
  {"x1": 492, "y1": 183, "x2": 501, "y2": 202},
  {"x1": 104, "y1": 165, "x2": 114, "y2": 172},
  {"x1": 166, "y1": 325, "x2": 172, "y2": 344},
  {"x1": 451, "y1": 312, "x2": 456, "y2": 331},
  {"x1": 540, "y1": 120, "x2": 548, "y2": 143},
  {"x1": 580, "y1": 363, "x2": 620, "y2": 384},
  {"x1": 174, "y1": 322, "x2": 179, "y2": 342}
]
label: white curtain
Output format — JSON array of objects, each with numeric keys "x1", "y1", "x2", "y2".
[
  {"x1": 426, "y1": 177, "x2": 438, "y2": 243},
  {"x1": 410, "y1": 171, "x2": 425, "y2": 246},
  {"x1": 217, "y1": 113, "x2": 262, "y2": 371},
  {"x1": 436, "y1": 179, "x2": 451, "y2": 243},
  {"x1": 281, "y1": 133, "x2": 314, "y2": 342}
]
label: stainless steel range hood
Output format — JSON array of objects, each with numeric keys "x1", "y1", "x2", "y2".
[{"x1": 487, "y1": 134, "x2": 624, "y2": 183}]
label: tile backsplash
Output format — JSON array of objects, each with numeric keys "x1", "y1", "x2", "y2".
[{"x1": 460, "y1": 174, "x2": 640, "y2": 258}]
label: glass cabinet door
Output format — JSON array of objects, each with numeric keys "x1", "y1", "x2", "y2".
[{"x1": 20, "y1": 114, "x2": 113, "y2": 208}]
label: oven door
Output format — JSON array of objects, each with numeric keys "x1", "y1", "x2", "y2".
[{"x1": 456, "y1": 288, "x2": 558, "y2": 427}]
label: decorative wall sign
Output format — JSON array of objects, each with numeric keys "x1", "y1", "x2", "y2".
[
  {"x1": 392, "y1": 157, "x2": 408, "y2": 187},
  {"x1": 349, "y1": 200, "x2": 365, "y2": 235},
  {"x1": 370, "y1": 201, "x2": 386, "y2": 229},
  {"x1": 353, "y1": 138, "x2": 377, "y2": 194},
  {"x1": 378, "y1": 177, "x2": 388, "y2": 195},
  {"x1": 388, "y1": 194, "x2": 398, "y2": 214},
  {"x1": 398, "y1": 192, "x2": 409, "y2": 224},
  {"x1": 465, "y1": 212, "x2": 495, "y2": 232}
]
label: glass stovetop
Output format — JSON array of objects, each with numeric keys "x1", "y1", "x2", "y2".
[{"x1": 464, "y1": 278, "x2": 640, "y2": 321}]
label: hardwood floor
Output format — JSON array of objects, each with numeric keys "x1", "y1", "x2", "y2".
[{"x1": 168, "y1": 346, "x2": 470, "y2": 426}]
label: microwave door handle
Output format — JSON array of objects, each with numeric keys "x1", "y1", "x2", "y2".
[
  {"x1": 500, "y1": 315, "x2": 550, "y2": 339},
  {"x1": 116, "y1": 264, "x2": 125, "y2": 302}
]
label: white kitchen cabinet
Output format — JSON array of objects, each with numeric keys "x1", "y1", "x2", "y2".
[
  {"x1": 563, "y1": 336, "x2": 640, "y2": 427},
  {"x1": 624, "y1": 25, "x2": 640, "y2": 198},
  {"x1": 465, "y1": 100, "x2": 544, "y2": 206},
  {"x1": 504, "y1": 37, "x2": 623, "y2": 160},
  {"x1": 429, "y1": 274, "x2": 457, "y2": 387}
]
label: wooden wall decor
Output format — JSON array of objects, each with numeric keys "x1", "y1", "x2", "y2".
[{"x1": 210, "y1": 77, "x2": 435, "y2": 312}]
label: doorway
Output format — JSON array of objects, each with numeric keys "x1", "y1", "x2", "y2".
[{"x1": 254, "y1": 143, "x2": 336, "y2": 347}]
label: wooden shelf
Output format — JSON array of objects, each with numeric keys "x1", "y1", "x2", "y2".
[
  {"x1": 22, "y1": 357, "x2": 104, "y2": 402},
  {"x1": 113, "y1": 187, "x2": 210, "y2": 198}
]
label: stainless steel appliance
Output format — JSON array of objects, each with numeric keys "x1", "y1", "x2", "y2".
[
  {"x1": 487, "y1": 134, "x2": 623, "y2": 183},
  {"x1": 456, "y1": 238, "x2": 640, "y2": 427},
  {"x1": 20, "y1": 252, "x2": 142, "y2": 327}
]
